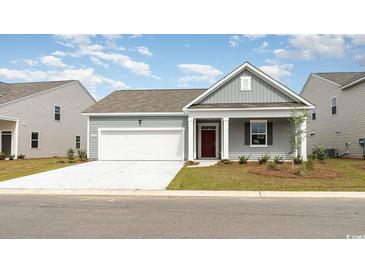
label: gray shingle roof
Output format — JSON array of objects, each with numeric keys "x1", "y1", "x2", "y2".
[
  {"x1": 313, "y1": 72, "x2": 364, "y2": 85},
  {"x1": 83, "y1": 89, "x2": 206, "y2": 113},
  {"x1": 189, "y1": 102, "x2": 306, "y2": 109},
  {"x1": 0, "y1": 80, "x2": 75, "y2": 105}
]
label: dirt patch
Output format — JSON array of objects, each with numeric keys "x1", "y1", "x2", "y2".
[{"x1": 216, "y1": 161, "x2": 342, "y2": 179}]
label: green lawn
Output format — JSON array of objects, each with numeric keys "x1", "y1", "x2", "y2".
[
  {"x1": 168, "y1": 159, "x2": 365, "y2": 191},
  {"x1": 0, "y1": 158, "x2": 81, "y2": 182}
]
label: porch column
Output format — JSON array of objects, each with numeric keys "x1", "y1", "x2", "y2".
[
  {"x1": 222, "y1": 117, "x2": 229, "y2": 160},
  {"x1": 300, "y1": 118, "x2": 307, "y2": 161},
  {"x1": 188, "y1": 117, "x2": 194, "y2": 161},
  {"x1": 193, "y1": 118, "x2": 197, "y2": 159},
  {"x1": 14, "y1": 118, "x2": 19, "y2": 159}
]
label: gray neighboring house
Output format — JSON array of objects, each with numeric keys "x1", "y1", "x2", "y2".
[
  {"x1": 0, "y1": 80, "x2": 95, "y2": 158},
  {"x1": 301, "y1": 72, "x2": 365, "y2": 158},
  {"x1": 83, "y1": 62, "x2": 314, "y2": 161}
]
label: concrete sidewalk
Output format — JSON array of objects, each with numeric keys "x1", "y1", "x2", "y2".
[{"x1": 0, "y1": 188, "x2": 365, "y2": 198}]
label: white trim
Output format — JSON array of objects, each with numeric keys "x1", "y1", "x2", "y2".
[
  {"x1": 187, "y1": 106, "x2": 314, "y2": 112},
  {"x1": 97, "y1": 127, "x2": 185, "y2": 161},
  {"x1": 183, "y1": 62, "x2": 314, "y2": 109},
  {"x1": 250, "y1": 120, "x2": 267, "y2": 147},
  {"x1": 54, "y1": 104, "x2": 61, "y2": 121},
  {"x1": 14, "y1": 119, "x2": 19, "y2": 158},
  {"x1": 83, "y1": 112, "x2": 186, "y2": 116},
  {"x1": 223, "y1": 117, "x2": 229, "y2": 159},
  {"x1": 87, "y1": 116, "x2": 90, "y2": 159},
  {"x1": 188, "y1": 117, "x2": 194, "y2": 161},
  {"x1": 0, "y1": 115, "x2": 18, "y2": 122},
  {"x1": 197, "y1": 122, "x2": 219, "y2": 159},
  {"x1": 340, "y1": 75, "x2": 365, "y2": 90}
]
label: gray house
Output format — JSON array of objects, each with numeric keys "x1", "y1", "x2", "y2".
[
  {"x1": 83, "y1": 62, "x2": 314, "y2": 161},
  {"x1": 301, "y1": 72, "x2": 365, "y2": 158},
  {"x1": 0, "y1": 80, "x2": 95, "y2": 158}
]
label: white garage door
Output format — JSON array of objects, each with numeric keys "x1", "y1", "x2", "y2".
[{"x1": 99, "y1": 128, "x2": 184, "y2": 161}]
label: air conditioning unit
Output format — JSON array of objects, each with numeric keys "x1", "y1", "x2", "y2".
[{"x1": 326, "y1": 149, "x2": 339, "y2": 158}]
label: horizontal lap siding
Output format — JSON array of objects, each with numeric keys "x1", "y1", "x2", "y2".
[
  {"x1": 88, "y1": 116, "x2": 188, "y2": 160},
  {"x1": 201, "y1": 70, "x2": 295, "y2": 104},
  {"x1": 229, "y1": 118, "x2": 291, "y2": 160}
]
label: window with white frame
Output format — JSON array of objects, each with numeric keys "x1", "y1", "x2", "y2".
[
  {"x1": 76, "y1": 136, "x2": 81, "y2": 149},
  {"x1": 312, "y1": 109, "x2": 316, "y2": 120},
  {"x1": 31, "y1": 132, "x2": 39, "y2": 149},
  {"x1": 55, "y1": 105, "x2": 61, "y2": 121},
  {"x1": 240, "y1": 76, "x2": 252, "y2": 91},
  {"x1": 250, "y1": 120, "x2": 267, "y2": 146},
  {"x1": 331, "y1": 97, "x2": 337, "y2": 115}
]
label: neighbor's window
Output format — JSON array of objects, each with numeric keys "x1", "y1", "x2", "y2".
[
  {"x1": 250, "y1": 120, "x2": 267, "y2": 146},
  {"x1": 312, "y1": 110, "x2": 316, "y2": 120},
  {"x1": 31, "y1": 132, "x2": 39, "y2": 149},
  {"x1": 55, "y1": 105, "x2": 61, "y2": 121},
  {"x1": 331, "y1": 97, "x2": 337, "y2": 115},
  {"x1": 76, "y1": 136, "x2": 81, "y2": 149},
  {"x1": 240, "y1": 76, "x2": 252, "y2": 91}
]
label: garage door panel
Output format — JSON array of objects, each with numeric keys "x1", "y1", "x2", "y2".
[{"x1": 99, "y1": 129, "x2": 184, "y2": 160}]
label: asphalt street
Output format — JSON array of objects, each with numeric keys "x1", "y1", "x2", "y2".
[{"x1": 0, "y1": 195, "x2": 364, "y2": 238}]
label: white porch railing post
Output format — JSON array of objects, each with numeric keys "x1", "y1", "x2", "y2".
[
  {"x1": 188, "y1": 117, "x2": 194, "y2": 161},
  {"x1": 300, "y1": 118, "x2": 307, "y2": 161},
  {"x1": 223, "y1": 117, "x2": 229, "y2": 160}
]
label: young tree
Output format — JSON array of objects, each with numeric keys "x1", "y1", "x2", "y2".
[{"x1": 288, "y1": 109, "x2": 309, "y2": 163}]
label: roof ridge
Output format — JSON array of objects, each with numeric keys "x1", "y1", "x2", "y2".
[
  {"x1": 115, "y1": 88, "x2": 207, "y2": 92},
  {"x1": 6, "y1": 79, "x2": 76, "y2": 85},
  {"x1": 313, "y1": 72, "x2": 363, "y2": 74}
]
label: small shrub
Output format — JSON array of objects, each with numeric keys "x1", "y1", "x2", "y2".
[
  {"x1": 305, "y1": 158, "x2": 315, "y2": 170},
  {"x1": 0, "y1": 152, "x2": 6, "y2": 160},
  {"x1": 77, "y1": 149, "x2": 87, "y2": 161},
  {"x1": 221, "y1": 159, "x2": 233, "y2": 165},
  {"x1": 66, "y1": 148, "x2": 75, "y2": 162},
  {"x1": 293, "y1": 155, "x2": 303, "y2": 165},
  {"x1": 17, "y1": 154, "x2": 26, "y2": 159},
  {"x1": 258, "y1": 154, "x2": 270, "y2": 165},
  {"x1": 274, "y1": 155, "x2": 285, "y2": 164},
  {"x1": 9, "y1": 155, "x2": 15, "y2": 160},
  {"x1": 307, "y1": 153, "x2": 316, "y2": 160},
  {"x1": 312, "y1": 145, "x2": 327, "y2": 161},
  {"x1": 267, "y1": 161, "x2": 279, "y2": 170},
  {"x1": 238, "y1": 155, "x2": 250, "y2": 164}
]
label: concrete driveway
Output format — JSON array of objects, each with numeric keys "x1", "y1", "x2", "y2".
[{"x1": 0, "y1": 161, "x2": 184, "y2": 190}]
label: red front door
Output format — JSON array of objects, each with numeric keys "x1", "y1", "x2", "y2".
[{"x1": 201, "y1": 130, "x2": 216, "y2": 158}]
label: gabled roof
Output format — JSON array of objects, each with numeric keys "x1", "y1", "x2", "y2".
[
  {"x1": 188, "y1": 102, "x2": 306, "y2": 109},
  {"x1": 0, "y1": 80, "x2": 76, "y2": 105},
  {"x1": 312, "y1": 72, "x2": 364, "y2": 86},
  {"x1": 340, "y1": 72, "x2": 365, "y2": 90},
  {"x1": 183, "y1": 61, "x2": 314, "y2": 110},
  {"x1": 83, "y1": 89, "x2": 205, "y2": 114}
]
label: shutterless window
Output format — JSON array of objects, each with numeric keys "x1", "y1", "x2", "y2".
[
  {"x1": 312, "y1": 110, "x2": 316, "y2": 120},
  {"x1": 55, "y1": 105, "x2": 61, "y2": 121},
  {"x1": 31, "y1": 132, "x2": 39, "y2": 149},
  {"x1": 331, "y1": 97, "x2": 337, "y2": 115},
  {"x1": 251, "y1": 121, "x2": 267, "y2": 146},
  {"x1": 240, "y1": 76, "x2": 252, "y2": 91},
  {"x1": 76, "y1": 136, "x2": 81, "y2": 149}
]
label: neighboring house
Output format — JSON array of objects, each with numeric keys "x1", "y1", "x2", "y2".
[
  {"x1": 301, "y1": 72, "x2": 365, "y2": 158},
  {"x1": 83, "y1": 62, "x2": 313, "y2": 161},
  {"x1": 0, "y1": 80, "x2": 95, "y2": 158}
]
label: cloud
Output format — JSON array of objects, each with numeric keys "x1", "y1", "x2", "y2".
[
  {"x1": 101, "y1": 34, "x2": 123, "y2": 49},
  {"x1": 253, "y1": 41, "x2": 269, "y2": 53},
  {"x1": 177, "y1": 64, "x2": 223, "y2": 84},
  {"x1": 355, "y1": 53, "x2": 365, "y2": 65},
  {"x1": 40, "y1": 55, "x2": 68, "y2": 68},
  {"x1": 136, "y1": 46, "x2": 153, "y2": 57},
  {"x1": 348, "y1": 35, "x2": 365, "y2": 46},
  {"x1": 51, "y1": 51, "x2": 67, "y2": 57},
  {"x1": 228, "y1": 34, "x2": 267, "y2": 47},
  {"x1": 23, "y1": 59, "x2": 39, "y2": 66},
  {"x1": 274, "y1": 35, "x2": 347, "y2": 60},
  {"x1": 90, "y1": 57, "x2": 109, "y2": 68},
  {"x1": 0, "y1": 67, "x2": 128, "y2": 96},
  {"x1": 52, "y1": 34, "x2": 156, "y2": 77},
  {"x1": 129, "y1": 34, "x2": 142, "y2": 39},
  {"x1": 243, "y1": 34, "x2": 266, "y2": 40},
  {"x1": 259, "y1": 63, "x2": 293, "y2": 80},
  {"x1": 228, "y1": 35, "x2": 241, "y2": 47}
]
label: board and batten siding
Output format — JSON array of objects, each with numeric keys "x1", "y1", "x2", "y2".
[
  {"x1": 229, "y1": 118, "x2": 292, "y2": 160},
  {"x1": 88, "y1": 116, "x2": 189, "y2": 159},
  {"x1": 200, "y1": 69, "x2": 295, "y2": 104},
  {"x1": 302, "y1": 75, "x2": 365, "y2": 158}
]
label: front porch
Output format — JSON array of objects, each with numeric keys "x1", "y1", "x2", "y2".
[
  {"x1": 0, "y1": 115, "x2": 19, "y2": 158},
  {"x1": 187, "y1": 110, "x2": 307, "y2": 162}
]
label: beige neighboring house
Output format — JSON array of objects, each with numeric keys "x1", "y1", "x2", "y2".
[
  {"x1": 0, "y1": 80, "x2": 95, "y2": 158},
  {"x1": 301, "y1": 72, "x2": 365, "y2": 158}
]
